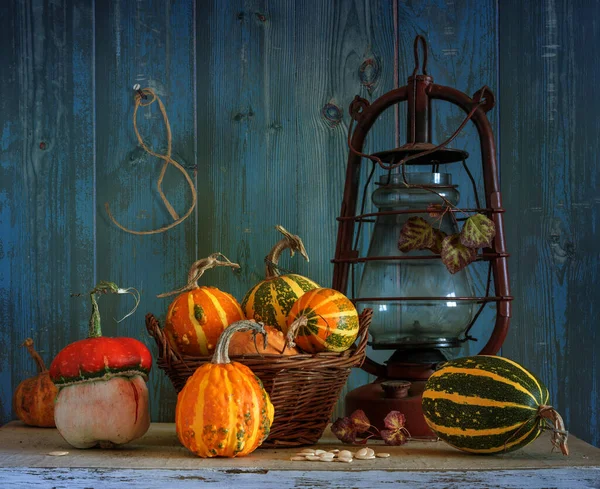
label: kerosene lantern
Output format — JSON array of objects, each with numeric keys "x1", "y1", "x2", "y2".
[{"x1": 333, "y1": 36, "x2": 512, "y2": 437}]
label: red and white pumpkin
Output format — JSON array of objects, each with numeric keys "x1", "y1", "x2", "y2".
[{"x1": 50, "y1": 282, "x2": 151, "y2": 449}]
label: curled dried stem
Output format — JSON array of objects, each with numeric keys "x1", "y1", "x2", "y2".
[
  {"x1": 158, "y1": 253, "x2": 240, "y2": 298},
  {"x1": 265, "y1": 225, "x2": 309, "y2": 279}
]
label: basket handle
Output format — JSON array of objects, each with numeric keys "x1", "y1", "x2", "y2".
[
  {"x1": 145, "y1": 313, "x2": 181, "y2": 366},
  {"x1": 352, "y1": 308, "x2": 372, "y2": 360}
]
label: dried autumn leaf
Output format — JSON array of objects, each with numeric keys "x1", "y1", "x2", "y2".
[
  {"x1": 331, "y1": 417, "x2": 357, "y2": 444},
  {"x1": 381, "y1": 428, "x2": 408, "y2": 446},
  {"x1": 441, "y1": 234, "x2": 477, "y2": 274},
  {"x1": 349, "y1": 410, "x2": 371, "y2": 434},
  {"x1": 428, "y1": 228, "x2": 447, "y2": 254},
  {"x1": 398, "y1": 217, "x2": 435, "y2": 253},
  {"x1": 381, "y1": 411, "x2": 409, "y2": 445},
  {"x1": 383, "y1": 411, "x2": 407, "y2": 431},
  {"x1": 460, "y1": 213, "x2": 496, "y2": 249}
]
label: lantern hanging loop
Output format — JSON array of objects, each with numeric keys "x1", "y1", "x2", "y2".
[{"x1": 412, "y1": 35, "x2": 429, "y2": 77}]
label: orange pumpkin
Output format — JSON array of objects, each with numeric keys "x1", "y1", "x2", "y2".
[
  {"x1": 160, "y1": 253, "x2": 244, "y2": 356},
  {"x1": 12, "y1": 338, "x2": 57, "y2": 427},
  {"x1": 284, "y1": 288, "x2": 360, "y2": 353},
  {"x1": 175, "y1": 320, "x2": 274, "y2": 457},
  {"x1": 228, "y1": 323, "x2": 298, "y2": 356}
]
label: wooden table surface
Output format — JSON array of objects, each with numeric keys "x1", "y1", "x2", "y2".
[{"x1": 1, "y1": 421, "x2": 600, "y2": 488}]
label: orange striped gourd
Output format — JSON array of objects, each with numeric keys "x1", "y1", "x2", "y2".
[
  {"x1": 284, "y1": 288, "x2": 359, "y2": 353},
  {"x1": 242, "y1": 226, "x2": 319, "y2": 331},
  {"x1": 422, "y1": 356, "x2": 568, "y2": 455},
  {"x1": 160, "y1": 254, "x2": 244, "y2": 356},
  {"x1": 175, "y1": 320, "x2": 274, "y2": 457}
]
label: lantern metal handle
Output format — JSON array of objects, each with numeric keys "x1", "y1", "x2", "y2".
[{"x1": 333, "y1": 61, "x2": 511, "y2": 365}]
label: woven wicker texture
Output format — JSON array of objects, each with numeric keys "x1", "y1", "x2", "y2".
[{"x1": 145, "y1": 309, "x2": 372, "y2": 447}]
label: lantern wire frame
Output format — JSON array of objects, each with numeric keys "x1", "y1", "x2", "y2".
[{"x1": 344, "y1": 89, "x2": 497, "y2": 344}]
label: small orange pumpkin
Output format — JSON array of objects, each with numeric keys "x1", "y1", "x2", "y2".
[
  {"x1": 284, "y1": 288, "x2": 360, "y2": 353},
  {"x1": 175, "y1": 320, "x2": 274, "y2": 457},
  {"x1": 228, "y1": 323, "x2": 298, "y2": 356},
  {"x1": 12, "y1": 338, "x2": 58, "y2": 427},
  {"x1": 160, "y1": 253, "x2": 244, "y2": 356}
]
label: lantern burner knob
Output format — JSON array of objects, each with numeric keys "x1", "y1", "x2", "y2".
[{"x1": 381, "y1": 380, "x2": 411, "y2": 399}]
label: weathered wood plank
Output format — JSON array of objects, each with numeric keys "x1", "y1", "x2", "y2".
[
  {"x1": 195, "y1": 0, "x2": 295, "y2": 300},
  {"x1": 94, "y1": 0, "x2": 197, "y2": 422},
  {"x1": 192, "y1": 0, "x2": 396, "y2": 420},
  {"x1": 396, "y1": 0, "x2": 498, "y2": 358},
  {"x1": 2, "y1": 422, "x2": 598, "y2": 470},
  {"x1": 0, "y1": 0, "x2": 21, "y2": 425},
  {"x1": 0, "y1": 0, "x2": 95, "y2": 425},
  {"x1": 3, "y1": 467, "x2": 600, "y2": 489},
  {"x1": 291, "y1": 0, "x2": 397, "y2": 417},
  {"x1": 500, "y1": 0, "x2": 600, "y2": 447}
]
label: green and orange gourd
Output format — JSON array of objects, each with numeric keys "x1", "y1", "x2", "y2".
[
  {"x1": 283, "y1": 287, "x2": 360, "y2": 353},
  {"x1": 242, "y1": 226, "x2": 319, "y2": 331},
  {"x1": 422, "y1": 355, "x2": 568, "y2": 455},
  {"x1": 175, "y1": 320, "x2": 274, "y2": 457},
  {"x1": 160, "y1": 253, "x2": 244, "y2": 356}
]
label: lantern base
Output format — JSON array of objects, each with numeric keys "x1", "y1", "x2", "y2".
[
  {"x1": 345, "y1": 349, "x2": 449, "y2": 439},
  {"x1": 345, "y1": 379, "x2": 436, "y2": 439}
]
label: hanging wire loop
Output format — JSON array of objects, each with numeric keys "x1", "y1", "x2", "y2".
[{"x1": 412, "y1": 35, "x2": 429, "y2": 77}]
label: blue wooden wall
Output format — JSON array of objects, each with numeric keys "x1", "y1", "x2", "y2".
[{"x1": 0, "y1": 0, "x2": 598, "y2": 447}]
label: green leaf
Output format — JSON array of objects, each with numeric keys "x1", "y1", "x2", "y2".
[
  {"x1": 460, "y1": 213, "x2": 496, "y2": 249},
  {"x1": 428, "y1": 228, "x2": 447, "y2": 255},
  {"x1": 398, "y1": 217, "x2": 435, "y2": 253},
  {"x1": 441, "y1": 234, "x2": 477, "y2": 274}
]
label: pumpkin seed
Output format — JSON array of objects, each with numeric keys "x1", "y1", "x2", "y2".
[
  {"x1": 47, "y1": 451, "x2": 69, "y2": 456},
  {"x1": 376, "y1": 453, "x2": 391, "y2": 458},
  {"x1": 355, "y1": 448, "x2": 369, "y2": 457},
  {"x1": 305, "y1": 455, "x2": 321, "y2": 461},
  {"x1": 355, "y1": 454, "x2": 376, "y2": 460},
  {"x1": 290, "y1": 456, "x2": 306, "y2": 461},
  {"x1": 338, "y1": 450, "x2": 352, "y2": 459},
  {"x1": 337, "y1": 457, "x2": 353, "y2": 463}
]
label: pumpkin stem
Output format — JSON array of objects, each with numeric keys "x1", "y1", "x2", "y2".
[
  {"x1": 283, "y1": 315, "x2": 308, "y2": 350},
  {"x1": 265, "y1": 225, "x2": 310, "y2": 279},
  {"x1": 212, "y1": 320, "x2": 268, "y2": 365},
  {"x1": 538, "y1": 405, "x2": 569, "y2": 456},
  {"x1": 88, "y1": 281, "x2": 140, "y2": 338},
  {"x1": 157, "y1": 253, "x2": 240, "y2": 298},
  {"x1": 22, "y1": 338, "x2": 47, "y2": 373}
]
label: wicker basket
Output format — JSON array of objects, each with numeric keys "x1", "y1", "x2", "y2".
[{"x1": 145, "y1": 308, "x2": 372, "y2": 447}]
